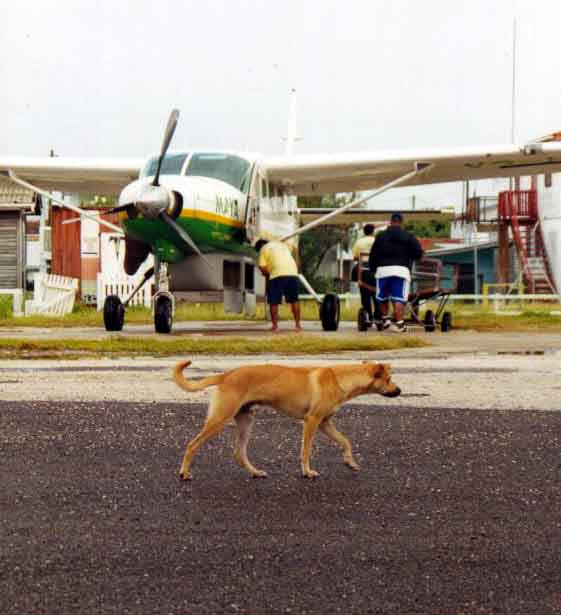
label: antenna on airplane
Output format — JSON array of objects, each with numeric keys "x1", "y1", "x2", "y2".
[{"x1": 282, "y1": 89, "x2": 301, "y2": 155}]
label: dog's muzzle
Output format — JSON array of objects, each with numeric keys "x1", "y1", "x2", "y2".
[{"x1": 382, "y1": 386, "x2": 401, "y2": 398}]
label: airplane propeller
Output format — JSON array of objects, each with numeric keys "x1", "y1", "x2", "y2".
[
  {"x1": 152, "y1": 108, "x2": 179, "y2": 188},
  {"x1": 108, "y1": 109, "x2": 211, "y2": 267}
]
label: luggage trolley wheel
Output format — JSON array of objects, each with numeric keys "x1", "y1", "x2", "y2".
[
  {"x1": 440, "y1": 311, "x2": 452, "y2": 332},
  {"x1": 423, "y1": 309, "x2": 436, "y2": 333},
  {"x1": 103, "y1": 295, "x2": 125, "y2": 332},
  {"x1": 357, "y1": 307, "x2": 370, "y2": 332},
  {"x1": 320, "y1": 293, "x2": 340, "y2": 331}
]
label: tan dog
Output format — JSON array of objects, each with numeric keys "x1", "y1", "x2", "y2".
[{"x1": 173, "y1": 360, "x2": 401, "y2": 480}]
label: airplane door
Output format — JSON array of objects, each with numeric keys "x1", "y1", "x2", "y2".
[{"x1": 245, "y1": 169, "x2": 270, "y2": 244}]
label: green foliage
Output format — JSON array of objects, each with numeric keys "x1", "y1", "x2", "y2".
[
  {"x1": 404, "y1": 219, "x2": 451, "y2": 238},
  {"x1": 298, "y1": 194, "x2": 351, "y2": 290}
]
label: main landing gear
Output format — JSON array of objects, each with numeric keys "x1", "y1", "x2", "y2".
[
  {"x1": 103, "y1": 261, "x2": 176, "y2": 334},
  {"x1": 319, "y1": 292, "x2": 340, "y2": 331},
  {"x1": 297, "y1": 274, "x2": 340, "y2": 332}
]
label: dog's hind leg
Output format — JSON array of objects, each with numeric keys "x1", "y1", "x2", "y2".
[
  {"x1": 301, "y1": 413, "x2": 323, "y2": 478},
  {"x1": 233, "y1": 405, "x2": 267, "y2": 478},
  {"x1": 320, "y1": 418, "x2": 360, "y2": 471},
  {"x1": 179, "y1": 388, "x2": 240, "y2": 481}
]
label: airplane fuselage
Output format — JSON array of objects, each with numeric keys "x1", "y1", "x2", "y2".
[{"x1": 117, "y1": 151, "x2": 298, "y2": 265}]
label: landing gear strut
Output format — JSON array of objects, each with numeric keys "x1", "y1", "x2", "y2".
[{"x1": 153, "y1": 261, "x2": 174, "y2": 334}]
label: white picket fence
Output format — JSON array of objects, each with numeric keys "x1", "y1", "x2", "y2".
[
  {"x1": 25, "y1": 273, "x2": 79, "y2": 316},
  {"x1": 96, "y1": 272, "x2": 153, "y2": 310}
]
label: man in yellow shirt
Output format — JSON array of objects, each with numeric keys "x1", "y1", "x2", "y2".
[{"x1": 255, "y1": 239, "x2": 302, "y2": 332}]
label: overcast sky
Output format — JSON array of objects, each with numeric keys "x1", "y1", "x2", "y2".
[{"x1": 3, "y1": 0, "x2": 561, "y2": 209}]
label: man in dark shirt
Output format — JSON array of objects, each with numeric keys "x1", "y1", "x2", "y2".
[{"x1": 369, "y1": 213, "x2": 423, "y2": 332}]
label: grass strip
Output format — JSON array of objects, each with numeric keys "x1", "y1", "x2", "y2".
[
  {"x1": 0, "y1": 334, "x2": 429, "y2": 358},
  {"x1": 2, "y1": 300, "x2": 561, "y2": 331}
]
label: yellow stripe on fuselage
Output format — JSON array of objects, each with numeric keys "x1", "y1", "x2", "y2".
[{"x1": 179, "y1": 208, "x2": 243, "y2": 228}]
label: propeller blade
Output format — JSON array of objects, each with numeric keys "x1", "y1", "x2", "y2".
[
  {"x1": 153, "y1": 108, "x2": 180, "y2": 187},
  {"x1": 160, "y1": 210, "x2": 212, "y2": 268},
  {"x1": 105, "y1": 203, "x2": 135, "y2": 215}
]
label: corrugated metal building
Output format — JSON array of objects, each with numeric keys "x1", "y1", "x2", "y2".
[{"x1": 0, "y1": 180, "x2": 36, "y2": 289}]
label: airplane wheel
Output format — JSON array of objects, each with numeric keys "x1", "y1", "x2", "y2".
[
  {"x1": 423, "y1": 309, "x2": 436, "y2": 332},
  {"x1": 103, "y1": 295, "x2": 124, "y2": 332},
  {"x1": 320, "y1": 293, "x2": 340, "y2": 331},
  {"x1": 357, "y1": 308, "x2": 369, "y2": 332},
  {"x1": 441, "y1": 311, "x2": 452, "y2": 332},
  {"x1": 155, "y1": 295, "x2": 173, "y2": 334}
]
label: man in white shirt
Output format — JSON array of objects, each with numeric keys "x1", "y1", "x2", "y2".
[{"x1": 351, "y1": 224, "x2": 380, "y2": 325}]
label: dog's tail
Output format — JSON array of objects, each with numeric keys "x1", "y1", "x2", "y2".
[{"x1": 173, "y1": 360, "x2": 225, "y2": 392}]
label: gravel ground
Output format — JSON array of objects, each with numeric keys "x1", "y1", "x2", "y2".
[
  {"x1": 2, "y1": 330, "x2": 561, "y2": 613},
  {"x1": 2, "y1": 400, "x2": 561, "y2": 615},
  {"x1": 0, "y1": 350, "x2": 559, "y2": 411}
]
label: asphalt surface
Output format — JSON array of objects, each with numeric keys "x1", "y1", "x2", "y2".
[{"x1": 3, "y1": 400, "x2": 561, "y2": 614}]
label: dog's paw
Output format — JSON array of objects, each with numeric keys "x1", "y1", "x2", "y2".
[
  {"x1": 179, "y1": 471, "x2": 193, "y2": 481},
  {"x1": 251, "y1": 470, "x2": 268, "y2": 478},
  {"x1": 345, "y1": 459, "x2": 361, "y2": 471},
  {"x1": 303, "y1": 469, "x2": 320, "y2": 479}
]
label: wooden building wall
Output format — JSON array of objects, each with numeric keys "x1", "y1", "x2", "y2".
[{"x1": 51, "y1": 207, "x2": 82, "y2": 280}]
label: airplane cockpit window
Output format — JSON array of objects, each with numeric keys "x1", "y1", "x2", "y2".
[
  {"x1": 185, "y1": 153, "x2": 252, "y2": 193},
  {"x1": 141, "y1": 153, "x2": 188, "y2": 178}
]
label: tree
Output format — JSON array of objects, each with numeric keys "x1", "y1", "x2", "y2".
[
  {"x1": 404, "y1": 219, "x2": 450, "y2": 238},
  {"x1": 298, "y1": 194, "x2": 352, "y2": 292}
]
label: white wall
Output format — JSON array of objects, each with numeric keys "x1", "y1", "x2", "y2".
[{"x1": 537, "y1": 175, "x2": 561, "y2": 295}]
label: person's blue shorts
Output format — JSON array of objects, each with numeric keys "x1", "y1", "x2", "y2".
[
  {"x1": 376, "y1": 276, "x2": 409, "y2": 304},
  {"x1": 267, "y1": 276, "x2": 299, "y2": 305}
]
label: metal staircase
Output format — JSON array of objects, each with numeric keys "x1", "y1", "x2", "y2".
[{"x1": 498, "y1": 190, "x2": 556, "y2": 294}]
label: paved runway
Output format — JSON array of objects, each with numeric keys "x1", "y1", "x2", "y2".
[{"x1": 3, "y1": 399, "x2": 561, "y2": 614}]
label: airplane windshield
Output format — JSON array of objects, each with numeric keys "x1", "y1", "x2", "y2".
[
  {"x1": 185, "y1": 153, "x2": 251, "y2": 193},
  {"x1": 141, "y1": 153, "x2": 188, "y2": 177}
]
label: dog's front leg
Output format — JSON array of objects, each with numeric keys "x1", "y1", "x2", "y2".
[
  {"x1": 320, "y1": 418, "x2": 360, "y2": 471},
  {"x1": 301, "y1": 414, "x2": 322, "y2": 478}
]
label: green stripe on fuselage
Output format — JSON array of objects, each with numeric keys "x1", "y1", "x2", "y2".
[{"x1": 122, "y1": 215, "x2": 252, "y2": 263}]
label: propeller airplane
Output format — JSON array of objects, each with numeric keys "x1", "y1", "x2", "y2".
[{"x1": 3, "y1": 104, "x2": 561, "y2": 333}]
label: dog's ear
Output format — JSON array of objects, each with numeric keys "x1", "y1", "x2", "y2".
[
  {"x1": 368, "y1": 363, "x2": 386, "y2": 379},
  {"x1": 371, "y1": 363, "x2": 390, "y2": 380}
]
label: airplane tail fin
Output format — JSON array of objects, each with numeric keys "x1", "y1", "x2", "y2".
[{"x1": 173, "y1": 360, "x2": 225, "y2": 392}]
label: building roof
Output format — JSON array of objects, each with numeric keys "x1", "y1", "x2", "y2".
[
  {"x1": 0, "y1": 177, "x2": 35, "y2": 206},
  {"x1": 427, "y1": 239, "x2": 499, "y2": 257}
]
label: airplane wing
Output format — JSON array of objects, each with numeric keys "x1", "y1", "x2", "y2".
[
  {"x1": 0, "y1": 157, "x2": 144, "y2": 195},
  {"x1": 263, "y1": 141, "x2": 561, "y2": 195}
]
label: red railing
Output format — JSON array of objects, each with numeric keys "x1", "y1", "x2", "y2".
[{"x1": 498, "y1": 190, "x2": 538, "y2": 221}]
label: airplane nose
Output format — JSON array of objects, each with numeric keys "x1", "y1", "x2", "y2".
[{"x1": 135, "y1": 184, "x2": 171, "y2": 218}]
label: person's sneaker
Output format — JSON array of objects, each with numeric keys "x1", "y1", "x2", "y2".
[
  {"x1": 382, "y1": 318, "x2": 392, "y2": 330},
  {"x1": 392, "y1": 320, "x2": 407, "y2": 332}
]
